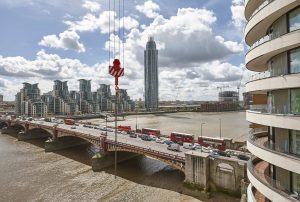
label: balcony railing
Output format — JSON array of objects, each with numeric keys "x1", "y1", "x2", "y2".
[
  {"x1": 248, "y1": 104, "x2": 297, "y2": 115},
  {"x1": 248, "y1": 0, "x2": 274, "y2": 21},
  {"x1": 248, "y1": 71, "x2": 271, "y2": 82},
  {"x1": 248, "y1": 157, "x2": 300, "y2": 201},
  {"x1": 249, "y1": 131, "x2": 300, "y2": 162}
]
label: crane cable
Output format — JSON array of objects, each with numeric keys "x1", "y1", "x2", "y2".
[
  {"x1": 109, "y1": 0, "x2": 125, "y2": 65},
  {"x1": 122, "y1": 0, "x2": 125, "y2": 68},
  {"x1": 108, "y1": 0, "x2": 111, "y2": 64}
]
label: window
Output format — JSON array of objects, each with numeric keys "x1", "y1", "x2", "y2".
[
  {"x1": 292, "y1": 172, "x2": 300, "y2": 193},
  {"x1": 289, "y1": 48, "x2": 300, "y2": 74},
  {"x1": 290, "y1": 130, "x2": 300, "y2": 155},
  {"x1": 291, "y1": 89, "x2": 300, "y2": 115},
  {"x1": 289, "y1": 7, "x2": 300, "y2": 32}
]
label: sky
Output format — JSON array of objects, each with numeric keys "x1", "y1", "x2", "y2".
[{"x1": 0, "y1": 0, "x2": 251, "y2": 101}]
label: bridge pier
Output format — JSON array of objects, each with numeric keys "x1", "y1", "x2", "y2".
[
  {"x1": 45, "y1": 137, "x2": 89, "y2": 152},
  {"x1": 92, "y1": 152, "x2": 139, "y2": 171},
  {"x1": 1, "y1": 127, "x2": 19, "y2": 136}
]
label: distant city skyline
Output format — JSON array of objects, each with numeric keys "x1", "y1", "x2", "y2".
[
  {"x1": 0, "y1": 0, "x2": 248, "y2": 101},
  {"x1": 15, "y1": 79, "x2": 135, "y2": 117}
]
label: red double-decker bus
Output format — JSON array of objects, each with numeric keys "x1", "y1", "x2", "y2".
[
  {"x1": 118, "y1": 125, "x2": 132, "y2": 133},
  {"x1": 198, "y1": 136, "x2": 226, "y2": 151},
  {"x1": 170, "y1": 132, "x2": 194, "y2": 144},
  {"x1": 141, "y1": 128, "x2": 161, "y2": 137}
]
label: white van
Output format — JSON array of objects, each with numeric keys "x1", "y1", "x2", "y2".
[
  {"x1": 167, "y1": 143, "x2": 181, "y2": 152},
  {"x1": 183, "y1": 143, "x2": 196, "y2": 150}
]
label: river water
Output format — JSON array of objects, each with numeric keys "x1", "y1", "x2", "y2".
[
  {"x1": 0, "y1": 111, "x2": 246, "y2": 202},
  {"x1": 89, "y1": 111, "x2": 249, "y2": 141}
]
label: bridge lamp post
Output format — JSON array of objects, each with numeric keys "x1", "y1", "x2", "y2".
[
  {"x1": 200, "y1": 123, "x2": 205, "y2": 152},
  {"x1": 219, "y1": 118, "x2": 222, "y2": 139}
]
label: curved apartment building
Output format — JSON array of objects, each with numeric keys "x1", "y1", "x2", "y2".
[{"x1": 244, "y1": 1, "x2": 300, "y2": 201}]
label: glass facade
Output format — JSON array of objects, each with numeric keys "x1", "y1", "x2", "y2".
[
  {"x1": 289, "y1": 7, "x2": 300, "y2": 32},
  {"x1": 292, "y1": 172, "x2": 300, "y2": 193},
  {"x1": 290, "y1": 130, "x2": 300, "y2": 155},
  {"x1": 291, "y1": 89, "x2": 300, "y2": 115},
  {"x1": 289, "y1": 48, "x2": 300, "y2": 74}
]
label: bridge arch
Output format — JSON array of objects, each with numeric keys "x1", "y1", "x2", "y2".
[
  {"x1": 26, "y1": 128, "x2": 53, "y2": 139},
  {"x1": 106, "y1": 147, "x2": 185, "y2": 172},
  {"x1": 10, "y1": 124, "x2": 25, "y2": 132},
  {"x1": 57, "y1": 132, "x2": 103, "y2": 146}
]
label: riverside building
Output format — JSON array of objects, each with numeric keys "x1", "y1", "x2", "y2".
[
  {"x1": 15, "y1": 80, "x2": 135, "y2": 117},
  {"x1": 244, "y1": 1, "x2": 300, "y2": 201}
]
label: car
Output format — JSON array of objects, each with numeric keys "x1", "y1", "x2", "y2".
[
  {"x1": 121, "y1": 131, "x2": 127, "y2": 135},
  {"x1": 129, "y1": 133, "x2": 137, "y2": 138},
  {"x1": 149, "y1": 135, "x2": 157, "y2": 141},
  {"x1": 74, "y1": 123, "x2": 79, "y2": 126},
  {"x1": 155, "y1": 138, "x2": 164, "y2": 144},
  {"x1": 141, "y1": 134, "x2": 151, "y2": 141},
  {"x1": 183, "y1": 143, "x2": 196, "y2": 150},
  {"x1": 167, "y1": 143, "x2": 181, "y2": 152},
  {"x1": 71, "y1": 126, "x2": 76, "y2": 129},
  {"x1": 217, "y1": 150, "x2": 230, "y2": 157},
  {"x1": 237, "y1": 154, "x2": 250, "y2": 161},
  {"x1": 164, "y1": 140, "x2": 173, "y2": 145},
  {"x1": 210, "y1": 152, "x2": 220, "y2": 157},
  {"x1": 94, "y1": 126, "x2": 100, "y2": 130}
]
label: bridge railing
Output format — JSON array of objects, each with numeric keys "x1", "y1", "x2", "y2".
[
  {"x1": 56, "y1": 128, "x2": 105, "y2": 141},
  {"x1": 105, "y1": 139, "x2": 185, "y2": 163}
]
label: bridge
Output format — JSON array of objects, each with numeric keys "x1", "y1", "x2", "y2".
[
  {"x1": 0, "y1": 117, "x2": 185, "y2": 171},
  {"x1": 0, "y1": 117, "x2": 248, "y2": 196}
]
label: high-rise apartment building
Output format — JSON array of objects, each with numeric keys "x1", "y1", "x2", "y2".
[
  {"x1": 244, "y1": 1, "x2": 300, "y2": 201},
  {"x1": 144, "y1": 37, "x2": 159, "y2": 111},
  {"x1": 15, "y1": 82, "x2": 47, "y2": 117},
  {"x1": 0, "y1": 94, "x2": 3, "y2": 103}
]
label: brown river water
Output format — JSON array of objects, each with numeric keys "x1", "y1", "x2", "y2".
[
  {"x1": 89, "y1": 111, "x2": 249, "y2": 141},
  {"x1": 0, "y1": 112, "x2": 246, "y2": 202}
]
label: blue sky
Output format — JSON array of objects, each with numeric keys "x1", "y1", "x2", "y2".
[{"x1": 0, "y1": 0, "x2": 248, "y2": 101}]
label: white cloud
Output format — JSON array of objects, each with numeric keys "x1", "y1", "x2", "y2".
[
  {"x1": 39, "y1": 30, "x2": 86, "y2": 53},
  {"x1": 122, "y1": 8, "x2": 243, "y2": 68},
  {"x1": 64, "y1": 11, "x2": 139, "y2": 34},
  {"x1": 231, "y1": 0, "x2": 246, "y2": 30},
  {"x1": 2, "y1": 5, "x2": 246, "y2": 101},
  {"x1": 82, "y1": 0, "x2": 101, "y2": 13},
  {"x1": 136, "y1": 0, "x2": 160, "y2": 18}
]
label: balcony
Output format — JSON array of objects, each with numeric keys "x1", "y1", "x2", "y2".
[
  {"x1": 247, "y1": 157, "x2": 299, "y2": 201},
  {"x1": 248, "y1": 130, "x2": 300, "y2": 174},
  {"x1": 246, "y1": 73, "x2": 300, "y2": 93},
  {"x1": 245, "y1": 0, "x2": 268, "y2": 21},
  {"x1": 246, "y1": 29, "x2": 300, "y2": 72},
  {"x1": 246, "y1": 110, "x2": 300, "y2": 131},
  {"x1": 245, "y1": 0, "x2": 299, "y2": 46}
]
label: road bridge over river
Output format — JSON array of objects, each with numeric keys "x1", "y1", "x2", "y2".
[
  {"x1": 0, "y1": 117, "x2": 185, "y2": 171},
  {"x1": 0, "y1": 117, "x2": 247, "y2": 196}
]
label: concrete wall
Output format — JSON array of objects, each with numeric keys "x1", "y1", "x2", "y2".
[
  {"x1": 185, "y1": 152, "x2": 209, "y2": 190},
  {"x1": 209, "y1": 157, "x2": 246, "y2": 195},
  {"x1": 184, "y1": 151, "x2": 246, "y2": 196}
]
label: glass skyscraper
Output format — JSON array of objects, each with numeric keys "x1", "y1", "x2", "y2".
[{"x1": 144, "y1": 37, "x2": 159, "y2": 111}]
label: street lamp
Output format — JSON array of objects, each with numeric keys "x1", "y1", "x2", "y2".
[
  {"x1": 200, "y1": 123, "x2": 205, "y2": 152},
  {"x1": 219, "y1": 118, "x2": 222, "y2": 139}
]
